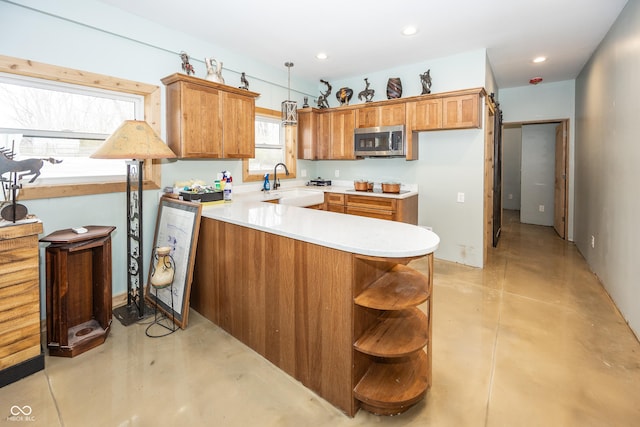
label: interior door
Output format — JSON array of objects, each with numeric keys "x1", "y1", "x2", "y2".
[{"x1": 554, "y1": 122, "x2": 567, "y2": 238}]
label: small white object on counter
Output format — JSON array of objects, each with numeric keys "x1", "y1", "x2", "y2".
[{"x1": 72, "y1": 227, "x2": 88, "y2": 234}]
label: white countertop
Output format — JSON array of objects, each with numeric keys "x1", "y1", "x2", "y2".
[{"x1": 200, "y1": 189, "x2": 439, "y2": 258}]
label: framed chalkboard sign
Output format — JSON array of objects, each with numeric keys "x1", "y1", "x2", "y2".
[{"x1": 145, "y1": 197, "x2": 202, "y2": 329}]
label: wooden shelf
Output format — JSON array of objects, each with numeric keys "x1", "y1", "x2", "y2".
[
  {"x1": 354, "y1": 308, "x2": 427, "y2": 357},
  {"x1": 354, "y1": 264, "x2": 428, "y2": 310},
  {"x1": 354, "y1": 351, "x2": 428, "y2": 416}
]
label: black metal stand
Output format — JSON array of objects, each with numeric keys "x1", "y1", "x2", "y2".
[{"x1": 113, "y1": 160, "x2": 152, "y2": 326}]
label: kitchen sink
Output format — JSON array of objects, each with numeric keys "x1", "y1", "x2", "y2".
[{"x1": 268, "y1": 188, "x2": 324, "y2": 207}]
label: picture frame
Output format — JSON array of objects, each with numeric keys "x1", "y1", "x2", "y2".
[{"x1": 145, "y1": 196, "x2": 202, "y2": 329}]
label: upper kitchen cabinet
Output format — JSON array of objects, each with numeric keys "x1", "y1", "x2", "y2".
[
  {"x1": 441, "y1": 92, "x2": 481, "y2": 129},
  {"x1": 405, "y1": 98, "x2": 442, "y2": 131},
  {"x1": 297, "y1": 108, "x2": 319, "y2": 160},
  {"x1": 357, "y1": 103, "x2": 406, "y2": 128},
  {"x1": 161, "y1": 73, "x2": 259, "y2": 159},
  {"x1": 330, "y1": 109, "x2": 356, "y2": 159},
  {"x1": 297, "y1": 108, "x2": 354, "y2": 160}
]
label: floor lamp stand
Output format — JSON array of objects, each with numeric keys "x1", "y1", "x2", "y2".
[{"x1": 113, "y1": 159, "x2": 152, "y2": 326}]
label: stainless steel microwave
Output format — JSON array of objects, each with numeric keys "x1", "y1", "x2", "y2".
[{"x1": 354, "y1": 125, "x2": 406, "y2": 157}]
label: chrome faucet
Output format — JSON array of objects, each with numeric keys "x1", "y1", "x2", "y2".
[{"x1": 273, "y1": 162, "x2": 289, "y2": 190}]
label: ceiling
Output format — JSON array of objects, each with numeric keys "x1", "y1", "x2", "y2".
[{"x1": 98, "y1": 0, "x2": 628, "y2": 89}]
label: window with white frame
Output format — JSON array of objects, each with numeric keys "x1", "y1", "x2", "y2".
[
  {"x1": 248, "y1": 113, "x2": 284, "y2": 174},
  {"x1": 242, "y1": 108, "x2": 297, "y2": 183},
  {"x1": 0, "y1": 73, "x2": 142, "y2": 190}
]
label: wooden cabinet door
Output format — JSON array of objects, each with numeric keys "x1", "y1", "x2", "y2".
[
  {"x1": 316, "y1": 112, "x2": 331, "y2": 159},
  {"x1": 357, "y1": 104, "x2": 405, "y2": 128},
  {"x1": 442, "y1": 94, "x2": 480, "y2": 129},
  {"x1": 379, "y1": 103, "x2": 405, "y2": 126},
  {"x1": 357, "y1": 106, "x2": 378, "y2": 128},
  {"x1": 169, "y1": 82, "x2": 222, "y2": 158},
  {"x1": 222, "y1": 91, "x2": 255, "y2": 158},
  {"x1": 297, "y1": 109, "x2": 317, "y2": 159},
  {"x1": 407, "y1": 99, "x2": 442, "y2": 131},
  {"x1": 330, "y1": 110, "x2": 355, "y2": 159}
]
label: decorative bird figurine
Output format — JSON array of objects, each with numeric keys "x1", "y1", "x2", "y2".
[{"x1": 239, "y1": 72, "x2": 249, "y2": 90}]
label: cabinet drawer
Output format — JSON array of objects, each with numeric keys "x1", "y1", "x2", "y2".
[
  {"x1": 346, "y1": 207, "x2": 394, "y2": 221},
  {"x1": 346, "y1": 195, "x2": 397, "y2": 212},
  {"x1": 327, "y1": 204, "x2": 345, "y2": 213},
  {"x1": 325, "y1": 192, "x2": 345, "y2": 205}
]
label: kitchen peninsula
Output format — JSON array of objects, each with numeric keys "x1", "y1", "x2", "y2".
[{"x1": 190, "y1": 196, "x2": 439, "y2": 416}]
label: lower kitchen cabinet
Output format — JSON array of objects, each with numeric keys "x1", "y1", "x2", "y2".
[
  {"x1": 325, "y1": 192, "x2": 345, "y2": 213},
  {"x1": 324, "y1": 192, "x2": 418, "y2": 224},
  {"x1": 191, "y1": 217, "x2": 435, "y2": 417}
]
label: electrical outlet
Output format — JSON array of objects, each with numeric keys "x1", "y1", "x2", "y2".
[
  {"x1": 334, "y1": 170, "x2": 340, "y2": 177},
  {"x1": 301, "y1": 169, "x2": 307, "y2": 177},
  {"x1": 457, "y1": 192, "x2": 465, "y2": 203},
  {"x1": 591, "y1": 235, "x2": 595, "y2": 248},
  {"x1": 508, "y1": 193, "x2": 513, "y2": 200},
  {"x1": 539, "y1": 205, "x2": 545, "y2": 212}
]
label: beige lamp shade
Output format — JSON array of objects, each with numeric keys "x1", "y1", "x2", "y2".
[{"x1": 91, "y1": 120, "x2": 176, "y2": 159}]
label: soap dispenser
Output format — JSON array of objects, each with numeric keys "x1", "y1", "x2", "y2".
[{"x1": 263, "y1": 173, "x2": 270, "y2": 191}]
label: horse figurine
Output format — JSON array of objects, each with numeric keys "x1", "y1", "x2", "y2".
[
  {"x1": 180, "y1": 51, "x2": 195, "y2": 76},
  {"x1": 0, "y1": 151, "x2": 62, "y2": 183},
  {"x1": 358, "y1": 78, "x2": 375, "y2": 102},
  {"x1": 205, "y1": 57, "x2": 225, "y2": 84}
]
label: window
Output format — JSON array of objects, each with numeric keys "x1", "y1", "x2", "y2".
[
  {"x1": 0, "y1": 74, "x2": 142, "y2": 186},
  {"x1": 242, "y1": 107, "x2": 297, "y2": 182},
  {"x1": 0, "y1": 54, "x2": 162, "y2": 200}
]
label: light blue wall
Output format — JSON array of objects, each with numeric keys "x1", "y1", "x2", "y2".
[
  {"x1": 314, "y1": 49, "x2": 489, "y2": 267},
  {"x1": 575, "y1": 0, "x2": 640, "y2": 337},
  {"x1": 499, "y1": 80, "x2": 576, "y2": 241},
  {"x1": 502, "y1": 126, "x2": 522, "y2": 211}
]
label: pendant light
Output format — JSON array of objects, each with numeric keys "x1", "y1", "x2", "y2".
[{"x1": 281, "y1": 62, "x2": 297, "y2": 126}]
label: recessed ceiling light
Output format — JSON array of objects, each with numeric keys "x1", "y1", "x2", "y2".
[
  {"x1": 533, "y1": 56, "x2": 547, "y2": 63},
  {"x1": 402, "y1": 26, "x2": 418, "y2": 36},
  {"x1": 316, "y1": 52, "x2": 328, "y2": 60}
]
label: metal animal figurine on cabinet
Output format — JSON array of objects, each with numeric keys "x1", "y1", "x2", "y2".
[
  {"x1": 180, "y1": 51, "x2": 195, "y2": 76},
  {"x1": 420, "y1": 69, "x2": 432, "y2": 94},
  {"x1": 205, "y1": 57, "x2": 225, "y2": 84},
  {"x1": 317, "y1": 79, "x2": 332, "y2": 109},
  {"x1": 239, "y1": 72, "x2": 249, "y2": 90},
  {"x1": 358, "y1": 78, "x2": 375, "y2": 102}
]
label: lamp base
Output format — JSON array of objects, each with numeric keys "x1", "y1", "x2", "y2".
[{"x1": 113, "y1": 302, "x2": 153, "y2": 326}]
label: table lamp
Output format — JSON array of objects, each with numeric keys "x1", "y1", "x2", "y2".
[{"x1": 91, "y1": 120, "x2": 176, "y2": 325}]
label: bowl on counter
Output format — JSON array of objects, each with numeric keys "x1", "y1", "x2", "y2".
[
  {"x1": 381, "y1": 182, "x2": 401, "y2": 193},
  {"x1": 354, "y1": 180, "x2": 373, "y2": 192}
]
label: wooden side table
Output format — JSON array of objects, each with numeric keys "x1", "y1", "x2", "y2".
[{"x1": 41, "y1": 226, "x2": 116, "y2": 357}]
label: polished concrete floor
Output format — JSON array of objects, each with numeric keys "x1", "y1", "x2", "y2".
[{"x1": 2, "y1": 210, "x2": 640, "y2": 426}]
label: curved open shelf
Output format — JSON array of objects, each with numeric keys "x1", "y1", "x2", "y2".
[
  {"x1": 354, "y1": 264, "x2": 429, "y2": 310},
  {"x1": 354, "y1": 308, "x2": 428, "y2": 357},
  {"x1": 353, "y1": 351, "x2": 428, "y2": 416}
]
